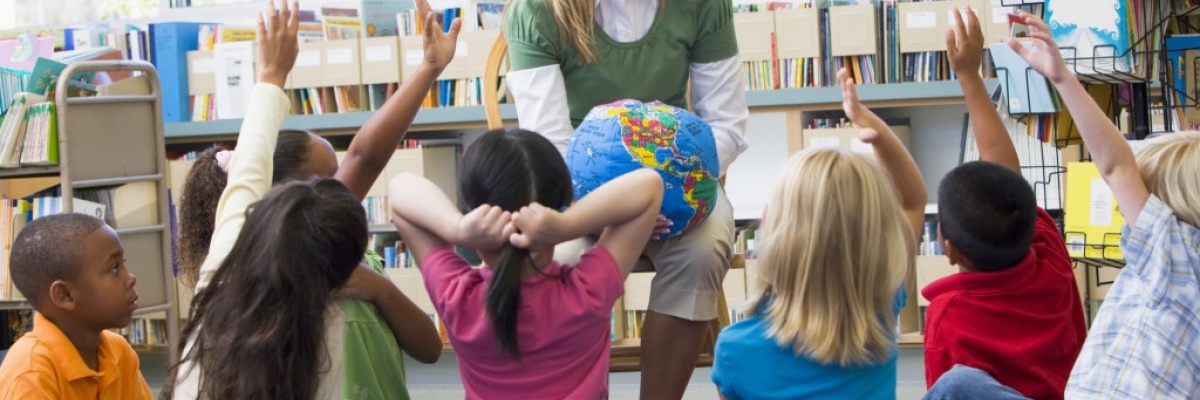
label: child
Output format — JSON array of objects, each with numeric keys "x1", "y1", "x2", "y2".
[
  {"x1": 161, "y1": 1, "x2": 441, "y2": 398},
  {"x1": 920, "y1": 10, "x2": 1086, "y2": 400},
  {"x1": 1008, "y1": 11, "x2": 1200, "y2": 399},
  {"x1": 0, "y1": 214, "x2": 152, "y2": 399},
  {"x1": 710, "y1": 68, "x2": 927, "y2": 399},
  {"x1": 388, "y1": 129, "x2": 662, "y2": 399},
  {"x1": 172, "y1": 0, "x2": 457, "y2": 396}
]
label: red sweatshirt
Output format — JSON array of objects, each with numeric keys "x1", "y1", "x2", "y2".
[{"x1": 922, "y1": 208, "x2": 1087, "y2": 400}]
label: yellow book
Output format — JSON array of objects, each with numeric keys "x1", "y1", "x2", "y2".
[{"x1": 1064, "y1": 162, "x2": 1125, "y2": 260}]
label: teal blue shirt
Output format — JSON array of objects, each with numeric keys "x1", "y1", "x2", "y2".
[{"x1": 711, "y1": 289, "x2": 906, "y2": 400}]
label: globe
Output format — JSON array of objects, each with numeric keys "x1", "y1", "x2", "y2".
[{"x1": 566, "y1": 99, "x2": 721, "y2": 239}]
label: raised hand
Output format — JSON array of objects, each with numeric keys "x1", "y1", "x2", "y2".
[
  {"x1": 417, "y1": 0, "x2": 462, "y2": 71},
  {"x1": 509, "y1": 203, "x2": 568, "y2": 250},
  {"x1": 256, "y1": 0, "x2": 300, "y2": 89},
  {"x1": 838, "y1": 68, "x2": 881, "y2": 143},
  {"x1": 1006, "y1": 10, "x2": 1070, "y2": 84},
  {"x1": 457, "y1": 205, "x2": 514, "y2": 251},
  {"x1": 947, "y1": 7, "x2": 985, "y2": 75}
]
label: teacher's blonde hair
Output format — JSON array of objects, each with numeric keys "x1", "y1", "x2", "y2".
[{"x1": 748, "y1": 148, "x2": 910, "y2": 367}]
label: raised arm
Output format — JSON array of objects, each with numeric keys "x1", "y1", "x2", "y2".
[
  {"x1": 1007, "y1": 11, "x2": 1149, "y2": 224},
  {"x1": 839, "y1": 68, "x2": 928, "y2": 241},
  {"x1": 509, "y1": 169, "x2": 663, "y2": 280},
  {"x1": 949, "y1": 8, "x2": 1020, "y2": 173},
  {"x1": 197, "y1": 0, "x2": 298, "y2": 289},
  {"x1": 335, "y1": 266, "x2": 442, "y2": 364},
  {"x1": 336, "y1": 0, "x2": 461, "y2": 200}
]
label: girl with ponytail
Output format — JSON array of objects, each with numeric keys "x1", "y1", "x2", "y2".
[{"x1": 389, "y1": 129, "x2": 663, "y2": 398}]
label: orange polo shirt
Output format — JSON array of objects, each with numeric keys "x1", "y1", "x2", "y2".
[{"x1": 0, "y1": 312, "x2": 153, "y2": 400}]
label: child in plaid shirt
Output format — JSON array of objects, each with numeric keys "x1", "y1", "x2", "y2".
[{"x1": 1009, "y1": 11, "x2": 1200, "y2": 399}]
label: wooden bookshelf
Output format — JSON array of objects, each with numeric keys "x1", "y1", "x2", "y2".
[{"x1": 163, "y1": 81, "x2": 997, "y2": 144}]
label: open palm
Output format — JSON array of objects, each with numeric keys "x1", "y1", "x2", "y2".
[
  {"x1": 1007, "y1": 11, "x2": 1069, "y2": 84},
  {"x1": 417, "y1": 0, "x2": 462, "y2": 70}
]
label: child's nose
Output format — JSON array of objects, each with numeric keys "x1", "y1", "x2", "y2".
[{"x1": 127, "y1": 272, "x2": 138, "y2": 287}]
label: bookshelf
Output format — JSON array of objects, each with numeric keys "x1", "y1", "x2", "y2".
[
  {"x1": 162, "y1": 81, "x2": 995, "y2": 143},
  {"x1": 0, "y1": 61, "x2": 178, "y2": 357}
]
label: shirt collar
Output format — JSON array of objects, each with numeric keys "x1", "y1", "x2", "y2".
[
  {"x1": 32, "y1": 312, "x2": 119, "y2": 384},
  {"x1": 921, "y1": 251, "x2": 1037, "y2": 301}
]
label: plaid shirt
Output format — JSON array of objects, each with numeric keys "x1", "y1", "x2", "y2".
[{"x1": 1066, "y1": 195, "x2": 1200, "y2": 399}]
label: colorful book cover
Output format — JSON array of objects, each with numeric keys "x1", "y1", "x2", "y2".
[
  {"x1": 989, "y1": 41, "x2": 1057, "y2": 115},
  {"x1": 1046, "y1": 0, "x2": 1131, "y2": 75},
  {"x1": 0, "y1": 33, "x2": 54, "y2": 72},
  {"x1": 361, "y1": 0, "x2": 414, "y2": 37}
]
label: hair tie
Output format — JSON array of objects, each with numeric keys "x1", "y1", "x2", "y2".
[{"x1": 215, "y1": 150, "x2": 235, "y2": 172}]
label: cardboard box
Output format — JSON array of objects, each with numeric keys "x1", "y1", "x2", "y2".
[
  {"x1": 915, "y1": 256, "x2": 957, "y2": 307},
  {"x1": 361, "y1": 36, "x2": 402, "y2": 84},
  {"x1": 830, "y1": 4, "x2": 878, "y2": 57},
  {"x1": 403, "y1": 30, "x2": 499, "y2": 81},
  {"x1": 794, "y1": 125, "x2": 912, "y2": 156},
  {"x1": 289, "y1": 41, "x2": 325, "y2": 89},
  {"x1": 734, "y1": 12, "x2": 775, "y2": 62},
  {"x1": 775, "y1": 8, "x2": 822, "y2": 59},
  {"x1": 323, "y1": 39, "x2": 362, "y2": 87},
  {"x1": 186, "y1": 50, "x2": 216, "y2": 95}
]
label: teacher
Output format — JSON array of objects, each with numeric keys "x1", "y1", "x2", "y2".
[{"x1": 504, "y1": 0, "x2": 748, "y2": 398}]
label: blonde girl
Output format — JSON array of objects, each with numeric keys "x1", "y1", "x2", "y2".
[{"x1": 711, "y1": 68, "x2": 926, "y2": 399}]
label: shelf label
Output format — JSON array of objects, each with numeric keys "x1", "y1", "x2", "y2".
[
  {"x1": 192, "y1": 58, "x2": 215, "y2": 74},
  {"x1": 405, "y1": 49, "x2": 424, "y2": 65},
  {"x1": 810, "y1": 137, "x2": 839, "y2": 149},
  {"x1": 906, "y1": 12, "x2": 936, "y2": 29},
  {"x1": 850, "y1": 137, "x2": 872, "y2": 154},
  {"x1": 327, "y1": 48, "x2": 354, "y2": 65},
  {"x1": 296, "y1": 50, "x2": 321, "y2": 67},
  {"x1": 456, "y1": 42, "x2": 468, "y2": 57},
  {"x1": 365, "y1": 46, "x2": 392, "y2": 62}
]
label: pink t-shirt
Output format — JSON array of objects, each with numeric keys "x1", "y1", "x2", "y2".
[{"x1": 422, "y1": 246, "x2": 623, "y2": 400}]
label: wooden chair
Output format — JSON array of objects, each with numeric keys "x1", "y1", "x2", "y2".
[{"x1": 482, "y1": 34, "x2": 745, "y2": 373}]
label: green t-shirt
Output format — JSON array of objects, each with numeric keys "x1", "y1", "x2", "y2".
[
  {"x1": 337, "y1": 253, "x2": 410, "y2": 400},
  {"x1": 505, "y1": 0, "x2": 739, "y2": 127}
]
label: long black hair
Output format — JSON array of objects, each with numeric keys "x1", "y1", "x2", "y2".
[
  {"x1": 456, "y1": 129, "x2": 573, "y2": 358},
  {"x1": 178, "y1": 130, "x2": 316, "y2": 287},
  {"x1": 162, "y1": 178, "x2": 368, "y2": 399}
]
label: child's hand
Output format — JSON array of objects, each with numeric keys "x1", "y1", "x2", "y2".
[
  {"x1": 417, "y1": 0, "x2": 462, "y2": 71},
  {"x1": 457, "y1": 205, "x2": 515, "y2": 251},
  {"x1": 839, "y1": 68, "x2": 883, "y2": 141},
  {"x1": 256, "y1": 0, "x2": 300, "y2": 89},
  {"x1": 509, "y1": 203, "x2": 568, "y2": 250},
  {"x1": 1006, "y1": 10, "x2": 1070, "y2": 85},
  {"x1": 651, "y1": 214, "x2": 672, "y2": 240},
  {"x1": 946, "y1": 7, "x2": 985, "y2": 75},
  {"x1": 334, "y1": 264, "x2": 390, "y2": 302}
]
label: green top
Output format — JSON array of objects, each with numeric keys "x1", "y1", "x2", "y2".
[
  {"x1": 336, "y1": 252, "x2": 409, "y2": 400},
  {"x1": 505, "y1": 0, "x2": 739, "y2": 126}
]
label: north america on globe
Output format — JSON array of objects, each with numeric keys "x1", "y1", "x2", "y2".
[{"x1": 566, "y1": 99, "x2": 720, "y2": 239}]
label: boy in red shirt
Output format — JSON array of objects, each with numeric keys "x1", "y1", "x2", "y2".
[{"x1": 921, "y1": 10, "x2": 1086, "y2": 400}]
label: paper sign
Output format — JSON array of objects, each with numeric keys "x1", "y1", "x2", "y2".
[
  {"x1": 296, "y1": 50, "x2": 321, "y2": 67},
  {"x1": 365, "y1": 46, "x2": 392, "y2": 62},
  {"x1": 192, "y1": 58, "x2": 215, "y2": 74},
  {"x1": 810, "y1": 137, "x2": 839, "y2": 149},
  {"x1": 1089, "y1": 179, "x2": 1114, "y2": 227},
  {"x1": 326, "y1": 48, "x2": 354, "y2": 64},
  {"x1": 405, "y1": 49, "x2": 423, "y2": 65},
  {"x1": 907, "y1": 12, "x2": 936, "y2": 29}
]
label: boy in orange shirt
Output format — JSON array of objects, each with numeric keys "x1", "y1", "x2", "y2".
[{"x1": 0, "y1": 214, "x2": 152, "y2": 399}]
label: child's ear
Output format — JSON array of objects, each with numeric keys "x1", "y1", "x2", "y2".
[
  {"x1": 940, "y1": 237, "x2": 961, "y2": 267},
  {"x1": 48, "y1": 280, "x2": 78, "y2": 311}
]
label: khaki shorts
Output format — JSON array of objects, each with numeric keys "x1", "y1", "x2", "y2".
[{"x1": 555, "y1": 188, "x2": 735, "y2": 321}]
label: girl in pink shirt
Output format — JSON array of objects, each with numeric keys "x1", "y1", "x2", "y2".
[{"x1": 388, "y1": 129, "x2": 663, "y2": 399}]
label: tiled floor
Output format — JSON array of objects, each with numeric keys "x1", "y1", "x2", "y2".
[{"x1": 78, "y1": 346, "x2": 929, "y2": 399}]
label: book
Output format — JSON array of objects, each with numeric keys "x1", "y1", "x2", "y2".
[
  {"x1": 0, "y1": 33, "x2": 55, "y2": 72},
  {"x1": 0, "y1": 92, "x2": 43, "y2": 168},
  {"x1": 149, "y1": 22, "x2": 209, "y2": 123},
  {"x1": 361, "y1": 0, "x2": 414, "y2": 37},
  {"x1": 1046, "y1": 0, "x2": 1131, "y2": 76},
  {"x1": 17, "y1": 101, "x2": 56, "y2": 166},
  {"x1": 213, "y1": 41, "x2": 257, "y2": 119},
  {"x1": 988, "y1": 41, "x2": 1057, "y2": 115}
]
